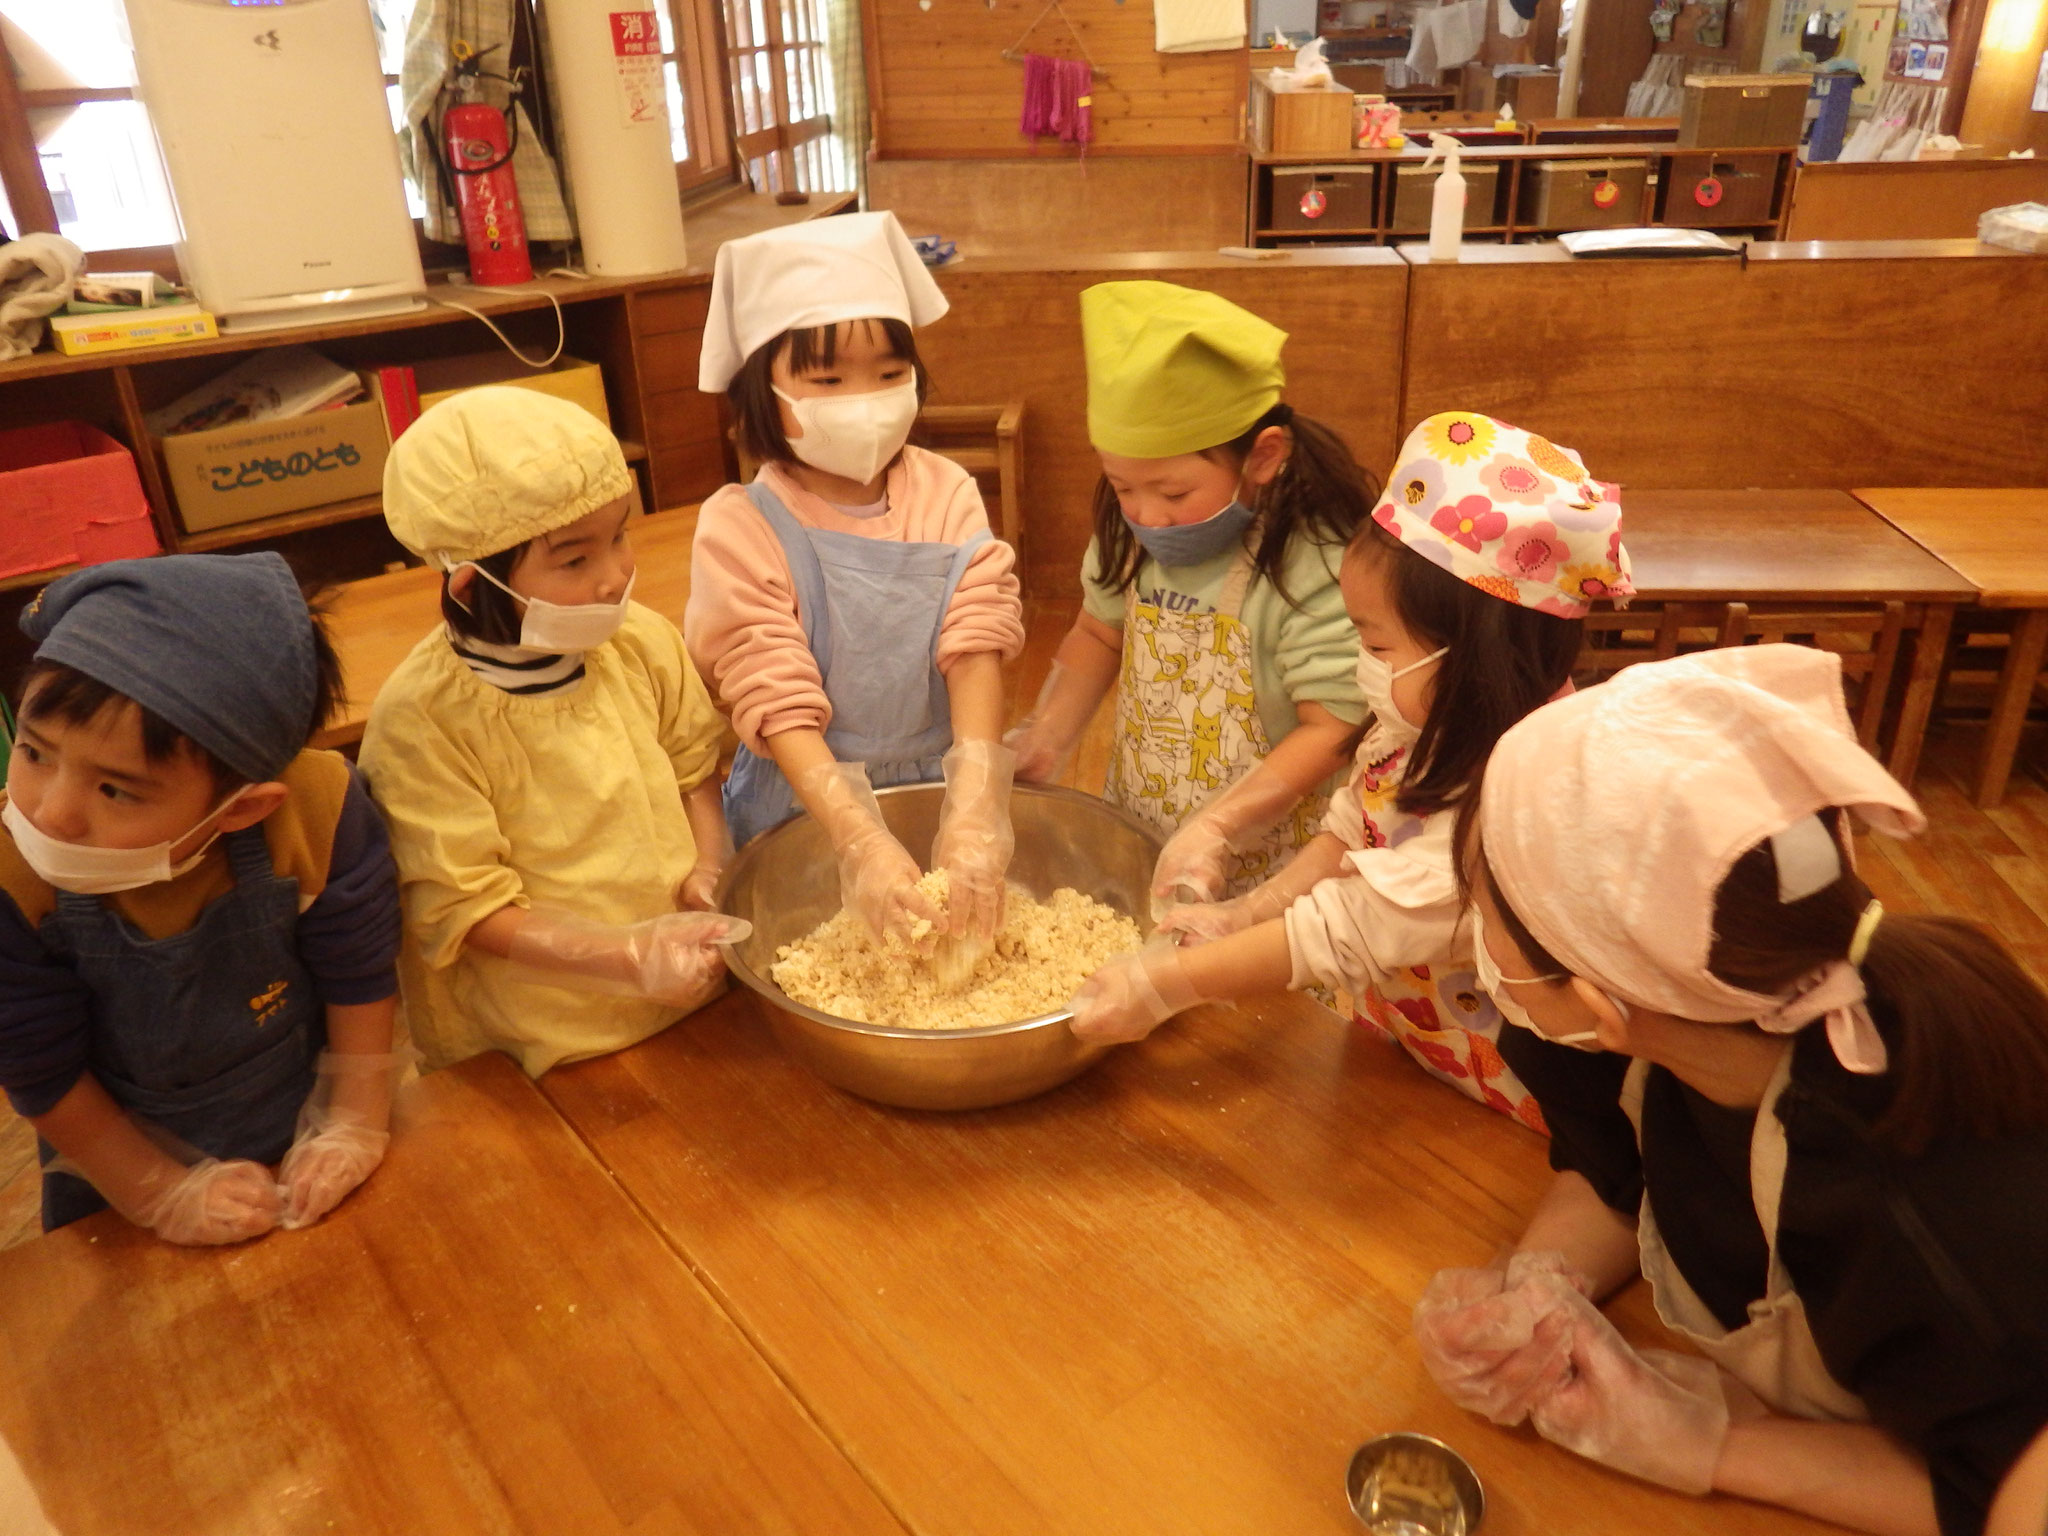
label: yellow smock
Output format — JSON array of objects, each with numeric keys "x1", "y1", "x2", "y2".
[{"x1": 359, "y1": 602, "x2": 723, "y2": 1076}]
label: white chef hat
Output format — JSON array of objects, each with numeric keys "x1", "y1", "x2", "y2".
[{"x1": 697, "y1": 211, "x2": 950, "y2": 392}]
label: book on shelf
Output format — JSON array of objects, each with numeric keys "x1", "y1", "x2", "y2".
[
  {"x1": 145, "y1": 347, "x2": 365, "y2": 438},
  {"x1": 46, "y1": 305, "x2": 218, "y2": 356}
]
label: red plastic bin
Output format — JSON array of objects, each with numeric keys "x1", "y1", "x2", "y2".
[{"x1": 0, "y1": 421, "x2": 160, "y2": 582}]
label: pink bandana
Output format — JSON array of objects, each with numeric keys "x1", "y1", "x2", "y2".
[
  {"x1": 1372, "y1": 412, "x2": 1634, "y2": 619},
  {"x1": 1482, "y1": 645, "x2": 1926, "y2": 1074}
]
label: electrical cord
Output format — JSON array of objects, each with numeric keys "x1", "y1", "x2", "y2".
[{"x1": 427, "y1": 266, "x2": 589, "y2": 368}]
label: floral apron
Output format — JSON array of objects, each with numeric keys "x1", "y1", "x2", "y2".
[
  {"x1": 1347, "y1": 739, "x2": 1548, "y2": 1134},
  {"x1": 1105, "y1": 553, "x2": 1323, "y2": 897}
]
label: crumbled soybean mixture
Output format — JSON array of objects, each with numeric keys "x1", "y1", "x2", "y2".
[{"x1": 770, "y1": 871, "x2": 1144, "y2": 1030}]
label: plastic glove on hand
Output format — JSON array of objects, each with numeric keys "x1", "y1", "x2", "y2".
[
  {"x1": 798, "y1": 760, "x2": 942, "y2": 946},
  {"x1": 278, "y1": 1108, "x2": 389, "y2": 1230},
  {"x1": 136, "y1": 1158, "x2": 283, "y2": 1245},
  {"x1": 679, "y1": 861, "x2": 723, "y2": 911},
  {"x1": 508, "y1": 909, "x2": 752, "y2": 1007},
  {"x1": 635, "y1": 912, "x2": 750, "y2": 1007},
  {"x1": 1529, "y1": 1307, "x2": 1731, "y2": 1493},
  {"x1": 1412, "y1": 1255, "x2": 1590, "y2": 1425},
  {"x1": 1004, "y1": 661, "x2": 1084, "y2": 785},
  {"x1": 931, "y1": 740, "x2": 1016, "y2": 946},
  {"x1": 1068, "y1": 941, "x2": 1204, "y2": 1043},
  {"x1": 1155, "y1": 881, "x2": 1289, "y2": 947},
  {"x1": 1148, "y1": 765, "x2": 1309, "y2": 921}
]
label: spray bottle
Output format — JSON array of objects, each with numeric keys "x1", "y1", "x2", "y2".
[{"x1": 1420, "y1": 132, "x2": 1466, "y2": 263}]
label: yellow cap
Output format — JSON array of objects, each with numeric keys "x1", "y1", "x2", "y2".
[
  {"x1": 1080, "y1": 281, "x2": 1287, "y2": 459},
  {"x1": 381, "y1": 387, "x2": 632, "y2": 569}
]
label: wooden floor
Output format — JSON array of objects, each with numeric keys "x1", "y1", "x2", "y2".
[{"x1": 3, "y1": 640, "x2": 2044, "y2": 1251}]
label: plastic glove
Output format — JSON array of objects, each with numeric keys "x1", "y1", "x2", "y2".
[
  {"x1": 1069, "y1": 941, "x2": 1207, "y2": 1043},
  {"x1": 1150, "y1": 761, "x2": 1308, "y2": 920},
  {"x1": 507, "y1": 908, "x2": 752, "y2": 1008},
  {"x1": 1528, "y1": 1302, "x2": 1731, "y2": 1493},
  {"x1": 1005, "y1": 662, "x2": 1095, "y2": 785},
  {"x1": 679, "y1": 822, "x2": 734, "y2": 911},
  {"x1": 276, "y1": 1048, "x2": 405, "y2": 1230},
  {"x1": 132, "y1": 1157, "x2": 283, "y2": 1245},
  {"x1": 1412, "y1": 1253, "x2": 1592, "y2": 1425},
  {"x1": 798, "y1": 760, "x2": 941, "y2": 945},
  {"x1": 930, "y1": 740, "x2": 1016, "y2": 945},
  {"x1": 1157, "y1": 880, "x2": 1295, "y2": 946}
]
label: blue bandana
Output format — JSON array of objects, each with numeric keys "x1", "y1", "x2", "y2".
[{"x1": 20, "y1": 553, "x2": 317, "y2": 783}]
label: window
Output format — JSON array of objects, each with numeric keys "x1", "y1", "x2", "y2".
[
  {"x1": 718, "y1": 0, "x2": 848, "y2": 195},
  {"x1": 0, "y1": 0, "x2": 180, "y2": 253}
]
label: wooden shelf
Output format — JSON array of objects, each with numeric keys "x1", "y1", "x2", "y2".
[{"x1": 0, "y1": 562, "x2": 78, "y2": 595}]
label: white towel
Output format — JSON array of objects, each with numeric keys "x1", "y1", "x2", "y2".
[
  {"x1": 1154, "y1": 0, "x2": 1247, "y2": 54},
  {"x1": 0, "y1": 234, "x2": 84, "y2": 362},
  {"x1": 1406, "y1": 0, "x2": 1486, "y2": 73},
  {"x1": 1498, "y1": 0, "x2": 1531, "y2": 39}
]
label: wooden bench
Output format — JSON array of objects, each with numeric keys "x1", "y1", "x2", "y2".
[
  {"x1": 1853, "y1": 488, "x2": 2048, "y2": 806},
  {"x1": 1577, "y1": 490, "x2": 1977, "y2": 785}
]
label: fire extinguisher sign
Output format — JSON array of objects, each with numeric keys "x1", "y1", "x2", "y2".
[{"x1": 609, "y1": 11, "x2": 665, "y2": 129}]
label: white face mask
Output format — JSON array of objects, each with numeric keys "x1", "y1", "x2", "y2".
[
  {"x1": 773, "y1": 379, "x2": 919, "y2": 486},
  {"x1": 3, "y1": 792, "x2": 246, "y2": 895},
  {"x1": 1470, "y1": 904, "x2": 1603, "y2": 1049},
  {"x1": 458, "y1": 562, "x2": 634, "y2": 653},
  {"x1": 1356, "y1": 645, "x2": 1448, "y2": 746}
]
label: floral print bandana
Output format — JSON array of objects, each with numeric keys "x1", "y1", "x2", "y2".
[{"x1": 1372, "y1": 412, "x2": 1634, "y2": 619}]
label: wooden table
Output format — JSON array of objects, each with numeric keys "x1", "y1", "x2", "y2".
[
  {"x1": 1853, "y1": 488, "x2": 2048, "y2": 806},
  {"x1": 538, "y1": 989, "x2": 1839, "y2": 1536},
  {"x1": 319, "y1": 503, "x2": 701, "y2": 748},
  {"x1": 0, "y1": 1053, "x2": 905, "y2": 1536},
  {"x1": 1610, "y1": 490, "x2": 1979, "y2": 785}
]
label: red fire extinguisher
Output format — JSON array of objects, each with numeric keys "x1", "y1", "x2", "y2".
[{"x1": 439, "y1": 43, "x2": 532, "y2": 286}]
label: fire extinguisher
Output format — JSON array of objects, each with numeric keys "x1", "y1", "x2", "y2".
[{"x1": 438, "y1": 43, "x2": 532, "y2": 286}]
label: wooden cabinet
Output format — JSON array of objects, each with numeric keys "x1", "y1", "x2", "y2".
[{"x1": 0, "y1": 270, "x2": 727, "y2": 673}]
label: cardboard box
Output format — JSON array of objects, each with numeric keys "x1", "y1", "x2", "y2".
[
  {"x1": 1660, "y1": 152, "x2": 1779, "y2": 226},
  {"x1": 0, "y1": 421, "x2": 160, "y2": 580},
  {"x1": 161, "y1": 397, "x2": 390, "y2": 534},
  {"x1": 1522, "y1": 158, "x2": 1650, "y2": 228},
  {"x1": 1677, "y1": 74, "x2": 1810, "y2": 148},
  {"x1": 1250, "y1": 73, "x2": 1359, "y2": 156},
  {"x1": 1391, "y1": 162, "x2": 1503, "y2": 231},
  {"x1": 375, "y1": 353, "x2": 611, "y2": 439},
  {"x1": 47, "y1": 304, "x2": 218, "y2": 356}
]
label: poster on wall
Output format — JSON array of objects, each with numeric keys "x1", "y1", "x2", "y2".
[
  {"x1": 1895, "y1": 0, "x2": 1949, "y2": 41},
  {"x1": 1906, "y1": 39, "x2": 1929, "y2": 74},
  {"x1": 1920, "y1": 42, "x2": 1948, "y2": 79},
  {"x1": 1890, "y1": 40, "x2": 1912, "y2": 74}
]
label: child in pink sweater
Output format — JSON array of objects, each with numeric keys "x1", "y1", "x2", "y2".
[{"x1": 685, "y1": 212, "x2": 1025, "y2": 948}]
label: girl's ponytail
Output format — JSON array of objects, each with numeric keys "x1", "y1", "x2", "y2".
[{"x1": 1707, "y1": 811, "x2": 2048, "y2": 1154}]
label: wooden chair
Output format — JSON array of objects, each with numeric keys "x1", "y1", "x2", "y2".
[
  {"x1": 1578, "y1": 599, "x2": 1909, "y2": 752},
  {"x1": 731, "y1": 402, "x2": 1026, "y2": 556}
]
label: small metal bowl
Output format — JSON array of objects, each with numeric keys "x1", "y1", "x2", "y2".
[
  {"x1": 1346, "y1": 1433, "x2": 1485, "y2": 1536},
  {"x1": 717, "y1": 783, "x2": 1162, "y2": 1111}
]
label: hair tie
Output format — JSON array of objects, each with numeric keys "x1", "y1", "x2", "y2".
[
  {"x1": 1848, "y1": 899, "x2": 1885, "y2": 968},
  {"x1": 1268, "y1": 401, "x2": 1296, "y2": 426}
]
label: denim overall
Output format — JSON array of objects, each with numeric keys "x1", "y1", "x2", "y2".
[
  {"x1": 37, "y1": 827, "x2": 322, "y2": 1230},
  {"x1": 723, "y1": 479, "x2": 988, "y2": 847}
]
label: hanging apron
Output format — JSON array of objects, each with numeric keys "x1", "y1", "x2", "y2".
[
  {"x1": 36, "y1": 827, "x2": 323, "y2": 1231},
  {"x1": 723, "y1": 480, "x2": 989, "y2": 848},
  {"x1": 1105, "y1": 552, "x2": 1325, "y2": 897},
  {"x1": 1346, "y1": 742, "x2": 1548, "y2": 1135},
  {"x1": 1620, "y1": 1054, "x2": 1871, "y2": 1421}
]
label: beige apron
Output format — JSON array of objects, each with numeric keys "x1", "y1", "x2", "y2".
[
  {"x1": 1106, "y1": 552, "x2": 1324, "y2": 897},
  {"x1": 1621, "y1": 1054, "x2": 1870, "y2": 1422}
]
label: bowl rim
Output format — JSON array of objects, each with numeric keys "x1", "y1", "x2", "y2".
[{"x1": 716, "y1": 781, "x2": 1163, "y2": 1039}]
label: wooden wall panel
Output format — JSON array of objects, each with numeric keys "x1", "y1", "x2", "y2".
[
  {"x1": 865, "y1": 0, "x2": 1248, "y2": 157},
  {"x1": 1396, "y1": 244, "x2": 2048, "y2": 492},
  {"x1": 1959, "y1": 0, "x2": 2048, "y2": 158},
  {"x1": 918, "y1": 250, "x2": 1409, "y2": 592},
  {"x1": 1787, "y1": 159, "x2": 2048, "y2": 241},
  {"x1": 868, "y1": 154, "x2": 1249, "y2": 256}
]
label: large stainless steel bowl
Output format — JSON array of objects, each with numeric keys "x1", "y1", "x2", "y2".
[{"x1": 718, "y1": 783, "x2": 1162, "y2": 1111}]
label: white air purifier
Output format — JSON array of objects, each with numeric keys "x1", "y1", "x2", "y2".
[{"x1": 123, "y1": 0, "x2": 426, "y2": 332}]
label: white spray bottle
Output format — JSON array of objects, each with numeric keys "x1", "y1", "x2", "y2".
[{"x1": 1421, "y1": 132, "x2": 1466, "y2": 263}]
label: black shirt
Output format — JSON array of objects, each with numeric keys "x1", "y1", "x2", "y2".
[{"x1": 1500, "y1": 1008, "x2": 2048, "y2": 1536}]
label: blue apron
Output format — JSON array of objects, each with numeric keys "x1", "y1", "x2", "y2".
[
  {"x1": 723, "y1": 479, "x2": 988, "y2": 847},
  {"x1": 37, "y1": 826, "x2": 323, "y2": 1230}
]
